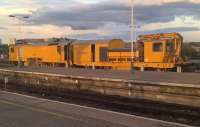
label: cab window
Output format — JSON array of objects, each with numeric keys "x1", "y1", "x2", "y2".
[
  {"x1": 166, "y1": 41, "x2": 175, "y2": 52},
  {"x1": 153, "y1": 43, "x2": 163, "y2": 52}
]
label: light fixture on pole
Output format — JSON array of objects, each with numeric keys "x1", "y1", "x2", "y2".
[{"x1": 8, "y1": 14, "x2": 30, "y2": 40}]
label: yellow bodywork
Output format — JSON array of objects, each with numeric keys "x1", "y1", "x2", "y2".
[
  {"x1": 73, "y1": 42, "x2": 92, "y2": 66},
  {"x1": 143, "y1": 41, "x2": 165, "y2": 63},
  {"x1": 72, "y1": 39, "x2": 132, "y2": 70},
  {"x1": 72, "y1": 40, "x2": 109, "y2": 67},
  {"x1": 9, "y1": 33, "x2": 185, "y2": 71},
  {"x1": 9, "y1": 44, "x2": 65, "y2": 66}
]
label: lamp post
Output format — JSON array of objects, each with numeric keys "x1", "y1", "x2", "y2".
[
  {"x1": 9, "y1": 15, "x2": 30, "y2": 39},
  {"x1": 130, "y1": 0, "x2": 135, "y2": 73},
  {"x1": 131, "y1": 0, "x2": 134, "y2": 57},
  {"x1": 8, "y1": 14, "x2": 30, "y2": 68}
]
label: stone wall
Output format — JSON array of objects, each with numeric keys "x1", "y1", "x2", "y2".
[{"x1": 0, "y1": 69, "x2": 200, "y2": 107}]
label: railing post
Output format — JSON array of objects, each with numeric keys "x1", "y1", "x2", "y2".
[{"x1": 4, "y1": 77, "x2": 8, "y2": 90}]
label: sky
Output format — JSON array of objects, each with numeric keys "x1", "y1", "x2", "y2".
[{"x1": 1, "y1": 0, "x2": 200, "y2": 43}]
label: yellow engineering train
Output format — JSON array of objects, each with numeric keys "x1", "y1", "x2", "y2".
[{"x1": 9, "y1": 33, "x2": 186, "y2": 72}]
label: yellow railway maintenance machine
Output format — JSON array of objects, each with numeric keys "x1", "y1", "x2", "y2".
[
  {"x1": 72, "y1": 39, "x2": 132, "y2": 70},
  {"x1": 9, "y1": 33, "x2": 186, "y2": 72},
  {"x1": 133, "y1": 33, "x2": 186, "y2": 72},
  {"x1": 8, "y1": 39, "x2": 73, "y2": 67}
]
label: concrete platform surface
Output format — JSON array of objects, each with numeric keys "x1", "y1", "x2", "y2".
[
  {"x1": 0, "y1": 90, "x2": 191, "y2": 127},
  {"x1": 1, "y1": 67, "x2": 200, "y2": 85}
]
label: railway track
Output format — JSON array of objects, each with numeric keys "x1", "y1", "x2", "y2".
[{"x1": 1, "y1": 82, "x2": 200, "y2": 127}]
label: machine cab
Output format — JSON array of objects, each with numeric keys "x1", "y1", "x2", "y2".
[
  {"x1": 137, "y1": 33, "x2": 183, "y2": 64},
  {"x1": 134, "y1": 33, "x2": 184, "y2": 71}
]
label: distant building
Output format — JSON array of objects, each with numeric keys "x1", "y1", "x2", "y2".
[
  {"x1": 191, "y1": 46, "x2": 200, "y2": 52},
  {"x1": 190, "y1": 42, "x2": 200, "y2": 52}
]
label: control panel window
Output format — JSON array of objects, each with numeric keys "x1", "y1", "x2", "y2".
[{"x1": 153, "y1": 43, "x2": 163, "y2": 52}]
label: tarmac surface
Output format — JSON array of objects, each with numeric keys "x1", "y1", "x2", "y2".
[
  {"x1": 1, "y1": 67, "x2": 200, "y2": 85},
  {"x1": 0, "y1": 90, "x2": 191, "y2": 127}
]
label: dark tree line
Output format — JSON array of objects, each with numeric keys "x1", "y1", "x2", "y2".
[
  {"x1": 183, "y1": 43, "x2": 200, "y2": 59},
  {"x1": 0, "y1": 44, "x2": 8, "y2": 55}
]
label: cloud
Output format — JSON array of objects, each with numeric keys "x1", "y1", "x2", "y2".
[
  {"x1": 0, "y1": 27, "x2": 7, "y2": 30},
  {"x1": 22, "y1": 1, "x2": 200, "y2": 31},
  {"x1": 26, "y1": 3, "x2": 129, "y2": 29},
  {"x1": 138, "y1": 16, "x2": 200, "y2": 31},
  {"x1": 3, "y1": 0, "x2": 200, "y2": 42},
  {"x1": 22, "y1": 24, "x2": 102, "y2": 39},
  {"x1": 20, "y1": 22, "x2": 129, "y2": 40},
  {"x1": 111, "y1": 0, "x2": 200, "y2": 6}
]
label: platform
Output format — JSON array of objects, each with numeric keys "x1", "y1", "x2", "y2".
[
  {"x1": 0, "y1": 67, "x2": 200, "y2": 108},
  {"x1": 0, "y1": 90, "x2": 191, "y2": 127},
  {"x1": 1, "y1": 67, "x2": 200, "y2": 85}
]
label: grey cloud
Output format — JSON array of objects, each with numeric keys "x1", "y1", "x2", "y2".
[
  {"x1": 24, "y1": 1, "x2": 200, "y2": 30},
  {"x1": 10, "y1": 1, "x2": 200, "y2": 41},
  {"x1": 135, "y1": 2, "x2": 200, "y2": 24},
  {"x1": 71, "y1": 26, "x2": 200, "y2": 40},
  {"x1": 71, "y1": 32, "x2": 130, "y2": 40},
  {"x1": 152, "y1": 27, "x2": 200, "y2": 32},
  {"x1": 28, "y1": 3, "x2": 129, "y2": 29},
  {"x1": 0, "y1": 27, "x2": 7, "y2": 30},
  {"x1": 137, "y1": 27, "x2": 200, "y2": 35}
]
